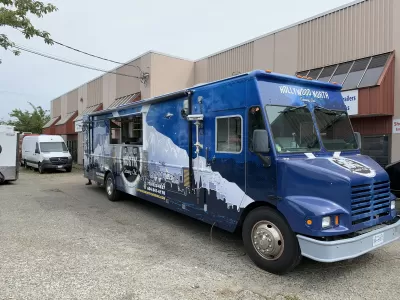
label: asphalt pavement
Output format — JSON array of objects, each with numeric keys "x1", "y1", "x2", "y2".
[{"x1": 0, "y1": 168, "x2": 399, "y2": 300}]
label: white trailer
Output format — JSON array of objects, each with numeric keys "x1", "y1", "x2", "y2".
[{"x1": 0, "y1": 125, "x2": 19, "y2": 183}]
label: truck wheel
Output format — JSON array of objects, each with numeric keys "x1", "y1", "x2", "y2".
[
  {"x1": 65, "y1": 167, "x2": 72, "y2": 173},
  {"x1": 38, "y1": 163, "x2": 45, "y2": 174},
  {"x1": 105, "y1": 173, "x2": 120, "y2": 202},
  {"x1": 242, "y1": 207, "x2": 302, "y2": 275}
]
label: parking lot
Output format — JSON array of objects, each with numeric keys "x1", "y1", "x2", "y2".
[{"x1": 0, "y1": 168, "x2": 399, "y2": 300}]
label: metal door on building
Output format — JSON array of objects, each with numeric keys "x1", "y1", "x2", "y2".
[
  {"x1": 67, "y1": 140, "x2": 78, "y2": 163},
  {"x1": 360, "y1": 135, "x2": 390, "y2": 167}
]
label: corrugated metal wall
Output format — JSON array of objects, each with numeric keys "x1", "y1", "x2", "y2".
[
  {"x1": 207, "y1": 42, "x2": 254, "y2": 82},
  {"x1": 298, "y1": 0, "x2": 394, "y2": 70},
  {"x1": 87, "y1": 77, "x2": 103, "y2": 107},
  {"x1": 67, "y1": 89, "x2": 78, "y2": 113}
]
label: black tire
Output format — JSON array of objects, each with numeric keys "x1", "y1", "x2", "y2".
[
  {"x1": 242, "y1": 207, "x2": 302, "y2": 275},
  {"x1": 24, "y1": 160, "x2": 28, "y2": 169},
  {"x1": 65, "y1": 167, "x2": 72, "y2": 173},
  {"x1": 105, "y1": 173, "x2": 120, "y2": 202},
  {"x1": 38, "y1": 162, "x2": 45, "y2": 174}
]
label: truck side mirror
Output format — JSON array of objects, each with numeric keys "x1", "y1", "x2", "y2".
[
  {"x1": 354, "y1": 132, "x2": 362, "y2": 149},
  {"x1": 253, "y1": 129, "x2": 269, "y2": 153}
]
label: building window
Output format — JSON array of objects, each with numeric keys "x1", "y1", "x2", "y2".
[
  {"x1": 330, "y1": 61, "x2": 353, "y2": 85},
  {"x1": 317, "y1": 65, "x2": 337, "y2": 82},
  {"x1": 216, "y1": 116, "x2": 242, "y2": 153},
  {"x1": 296, "y1": 70, "x2": 309, "y2": 77},
  {"x1": 248, "y1": 106, "x2": 266, "y2": 152},
  {"x1": 307, "y1": 68, "x2": 323, "y2": 79},
  {"x1": 358, "y1": 53, "x2": 390, "y2": 88},
  {"x1": 361, "y1": 135, "x2": 389, "y2": 167},
  {"x1": 342, "y1": 58, "x2": 370, "y2": 90}
]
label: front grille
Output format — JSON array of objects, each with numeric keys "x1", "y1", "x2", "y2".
[
  {"x1": 50, "y1": 157, "x2": 68, "y2": 165},
  {"x1": 351, "y1": 181, "x2": 391, "y2": 225}
]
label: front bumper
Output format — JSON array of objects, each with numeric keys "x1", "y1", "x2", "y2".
[
  {"x1": 42, "y1": 162, "x2": 72, "y2": 170},
  {"x1": 297, "y1": 216, "x2": 400, "y2": 263}
]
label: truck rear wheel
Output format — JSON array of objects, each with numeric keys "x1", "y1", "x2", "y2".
[
  {"x1": 242, "y1": 207, "x2": 302, "y2": 275},
  {"x1": 105, "y1": 173, "x2": 120, "y2": 202}
]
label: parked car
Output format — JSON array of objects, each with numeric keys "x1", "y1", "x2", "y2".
[{"x1": 22, "y1": 135, "x2": 73, "y2": 173}]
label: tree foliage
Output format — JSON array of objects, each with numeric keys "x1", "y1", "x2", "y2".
[
  {"x1": 2, "y1": 102, "x2": 50, "y2": 133},
  {"x1": 0, "y1": 0, "x2": 57, "y2": 62}
]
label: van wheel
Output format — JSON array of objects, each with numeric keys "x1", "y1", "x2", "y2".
[
  {"x1": 24, "y1": 160, "x2": 27, "y2": 168},
  {"x1": 65, "y1": 167, "x2": 72, "y2": 173},
  {"x1": 38, "y1": 163, "x2": 45, "y2": 174},
  {"x1": 242, "y1": 207, "x2": 302, "y2": 275},
  {"x1": 105, "y1": 173, "x2": 120, "y2": 202}
]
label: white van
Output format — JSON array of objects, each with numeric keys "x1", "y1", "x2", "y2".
[
  {"x1": 22, "y1": 135, "x2": 73, "y2": 173},
  {"x1": 0, "y1": 125, "x2": 19, "y2": 183}
]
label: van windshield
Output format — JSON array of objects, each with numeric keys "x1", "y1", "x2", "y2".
[
  {"x1": 314, "y1": 107, "x2": 358, "y2": 151},
  {"x1": 265, "y1": 105, "x2": 321, "y2": 153},
  {"x1": 40, "y1": 142, "x2": 68, "y2": 153}
]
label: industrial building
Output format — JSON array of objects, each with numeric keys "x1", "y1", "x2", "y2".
[{"x1": 43, "y1": 0, "x2": 400, "y2": 166}]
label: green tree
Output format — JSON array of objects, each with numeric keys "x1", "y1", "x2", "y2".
[
  {"x1": 4, "y1": 102, "x2": 50, "y2": 133},
  {"x1": 0, "y1": 0, "x2": 57, "y2": 62}
]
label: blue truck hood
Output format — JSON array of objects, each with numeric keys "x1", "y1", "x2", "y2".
[{"x1": 277, "y1": 154, "x2": 390, "y2": 210}]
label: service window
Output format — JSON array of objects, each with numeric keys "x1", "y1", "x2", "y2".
[
  {"x1": 110, "y1": 120, "x2": 122, "y2": 144},
  {"x1": 121, "y1": 114, "x2": 143, "y2": 145},
  {"x1": 216, "y1": 116, "x2": 242, "y2": 153}
]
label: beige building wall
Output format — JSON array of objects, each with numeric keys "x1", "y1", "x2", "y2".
[
  {"x1": 87, "y1": 77, "x2": 103, "y2": 107},
  {"x1": 150, "y1": 53, "x2": 194, "y2": 97},
  {"x1": 392, "y1": 0, "x2": 400, "y2": 162},
  {"x1": 140, "y1": 53, "x2": 152, "y2": 100},
  {"x1": 51, "y1": 97, "x2": 61, "y2": 118},
  {"x1": 115, "y1": 58, "x2": 141, "y2": 99},
  {"x1": 274, "y1": 27, "x2": 298, "y2": 75},
  {"x1": 194, "y1": 58, "x2": 208, "y2": 85},
  {"x1": 253, "y1": 34, "x2": 275, "y2": 71},
  {"x1": 67, "y1": 89, "x2": 78, "y2": 113},
  {"x1": 298, "y1": 0, "x2": 394, "y2": 70},
  {"x1": 102, "y1": 73, "x2": 117, "y2": 109},
  {"x1": 60, "y1": 95, "x2": 68, "y2": 118},
  {"x1": 78, "y1": 84, "x2": 88, "y2": 114}
]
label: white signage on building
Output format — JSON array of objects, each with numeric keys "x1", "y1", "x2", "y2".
[
  {"x1": 393, "y1": 118, "x2": 400, "y2": 134},
  {"x1": 75, "y1": 120, "x2": 83, "y2": 133},
  {"x1": 342, "y1": 90, "x2": 358, "y2": 116}
]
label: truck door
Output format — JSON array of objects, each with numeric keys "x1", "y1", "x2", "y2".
[
  {"x1": 246, "y1": 106, "x2": 277, "y2": 204},
  {"x1": 202, "y1": 108, "x2": 246, "y2": 214}
]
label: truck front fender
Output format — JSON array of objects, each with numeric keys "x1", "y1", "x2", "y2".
[{"x1": 277, "y1": 196, "x2": 351, "y2": 236}]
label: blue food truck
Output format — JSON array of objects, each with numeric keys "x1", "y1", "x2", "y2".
[{"x1": 83, "y1": 70, "x2": 400, "y2": 274}]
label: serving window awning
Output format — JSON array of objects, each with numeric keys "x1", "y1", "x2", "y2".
[
  {"x1": 107, "y1": 92, "x2": 141, "y2": 109},
  {"x1": 43, "y1": 116, "x2": 60, "y2": 128},
  {"x1": 56, "y1": 111, "x2": 77, "y2": 126},
  {"x1": 74, "y1": 104, "x2": 102, "y2": 122},
  {"x1": 296, "y1": 52, "x2": 393, "y2": 91}
]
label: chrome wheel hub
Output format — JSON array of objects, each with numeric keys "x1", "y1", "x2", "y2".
[
  {"x1": 251, "y1": 221, "x2": 284, "y2": 260},
  {"x1": 106, "y1": 177, "x2": 113, "y2": 195}
]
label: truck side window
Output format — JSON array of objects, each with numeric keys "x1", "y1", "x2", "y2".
[
  {"x1": 110, "y1": 120, "x2": 121, "y2": 144},
  {"x1": 248, "y1": 106, "x2": 266, "y2": 152},
  {"x1": 216, "y1": 116, "x2": 242, "y2": 153}
]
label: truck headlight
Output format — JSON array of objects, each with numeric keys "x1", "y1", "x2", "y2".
[
  {"x1": 322, "y1": 216, "x2": 331, "y2": 228},
  {"x1": 391, "y1": 201, "x2": 396, "y2": 210}
]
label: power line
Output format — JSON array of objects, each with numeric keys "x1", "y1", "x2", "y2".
[
  {"x1": 14, "y1": 28, "x2": 143, "y2": 73},
  {"x1": 51, "y1": 39, "x2": 143, "y2": 73},
  {"x1": 12, "y1": 45, "x2": 142, "y2": 79}
]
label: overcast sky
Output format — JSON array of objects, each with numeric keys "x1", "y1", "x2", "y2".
[{"x1": 0, "y1": 0, "x2": 355, "y2": 120}]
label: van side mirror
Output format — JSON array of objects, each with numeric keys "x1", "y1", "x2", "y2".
[
  {"x1": 253, "y1": 129, "x2": 269, "y2": 153},
  {"x1": 354, "y1": 132, "x2": 362, "y2": 149},
  {"x1": 35, "y1": 148, "x2": 40, "y2": 154}
]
